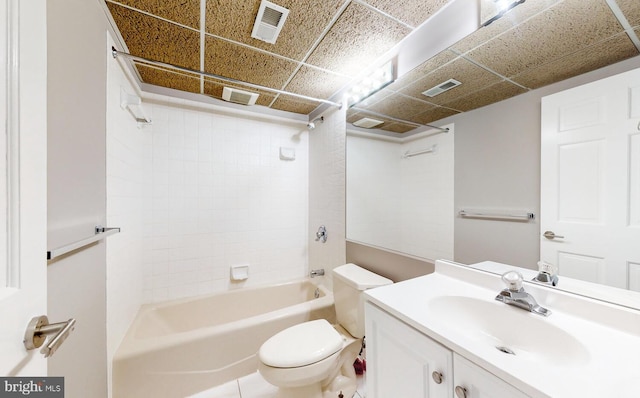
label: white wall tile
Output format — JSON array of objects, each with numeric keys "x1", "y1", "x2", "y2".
[{"x1": 140, "y1": 100, "x2": 310, "y2": 302}]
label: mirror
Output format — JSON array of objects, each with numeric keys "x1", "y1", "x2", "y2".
[
  {"x1": 346, "y1": 124, "x2": 455, "y2": 262},
  {"x1": 345, "y1": 1, "x2": 640, "y2": 308}
]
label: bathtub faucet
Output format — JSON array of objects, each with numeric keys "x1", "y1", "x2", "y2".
[{"x1": 310, "y1": 269, "x2": 325, "y2": 278}]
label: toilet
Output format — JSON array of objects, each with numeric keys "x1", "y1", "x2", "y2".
[{"x1": 258, "y1": 263, "x2": 393, "y2": 398}]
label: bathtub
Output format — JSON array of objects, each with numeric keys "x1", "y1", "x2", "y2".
[{"x1": 112, "y1": 279, "x2": 335, "y2": 398}]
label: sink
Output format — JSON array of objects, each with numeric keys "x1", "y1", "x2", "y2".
[{"x1": 427, "y1": 295, "x2": 591, "y2": 367}]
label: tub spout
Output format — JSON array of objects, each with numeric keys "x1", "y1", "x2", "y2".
[{"x1": 310, "y1": 269, "x2": 325, "y2": 278}]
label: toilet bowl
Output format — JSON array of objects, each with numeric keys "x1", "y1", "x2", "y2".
[
  {"x1": 257, "y1": 264, "x2": 393, "y2": 398},
  {"x1": 258, "y1": 320, "x2": 360, "y2": 398}
]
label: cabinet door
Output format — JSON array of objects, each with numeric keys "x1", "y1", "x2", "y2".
[
  {"x1": 365, "y1": 303, "x2": 453, "y2": 398},
  {"x1": 453, "y1": 354, "x2": 530, "y2": 398}
]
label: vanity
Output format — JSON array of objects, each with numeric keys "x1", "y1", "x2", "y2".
[{"x1": 363, "y1": 260, "x2": 640, "y2": 397}]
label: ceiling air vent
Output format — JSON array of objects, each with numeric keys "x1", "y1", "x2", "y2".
[
  {"x1": 251, "y1": 0, "x2": 290, "y2": 44},
  {"x1": 422, "y1": 78, "x2": 462, "y2": 98},
  {"x1": 353, "y1": 117, "x2": 384, "y2": 129},
  {"x1": 222, "y1": 87, "x2": 259, "y2": 106}
]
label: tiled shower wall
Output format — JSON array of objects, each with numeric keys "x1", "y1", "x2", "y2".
[
  {"x1": 308, "y1": 107, "x2": 347, "y2": 289},
  {"x1": 346, "y1": 126, "x2": 454, "y2": 262},
  {"x1": 142, "y1": 97, "x2": 310, "y2": 303}
]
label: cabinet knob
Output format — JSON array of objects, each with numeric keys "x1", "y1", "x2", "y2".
[
  {"x1": 455, "y1": 386, "x2": 468, "y2": 398},
  {"x1": 431, "y1": 371, "x2": 443, "y2": 384}
]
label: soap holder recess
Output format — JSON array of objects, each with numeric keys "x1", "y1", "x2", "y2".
[{"x1": 230, "y1": 264, "x2": 249, "y2": 281}]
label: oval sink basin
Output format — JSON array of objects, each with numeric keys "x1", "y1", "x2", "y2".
[{"x1": 427, "y1": 296, "x2": 590, "y2": 367}]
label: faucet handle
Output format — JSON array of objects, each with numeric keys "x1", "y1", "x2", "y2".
[{"x1": 501, "y1": 271, "x2": 524, "y2": 291}]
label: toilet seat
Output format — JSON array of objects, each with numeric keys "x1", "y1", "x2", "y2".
[{"x1": 259, "y1": 319, "x2": 343, "y2": 368}]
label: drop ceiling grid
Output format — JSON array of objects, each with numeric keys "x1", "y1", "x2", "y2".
[
  {"x1": 466, "y1": 0, "x2": 626, "y2": 79},
  {"x1": 106, "y1": 0, "x2": 201, "y2": 29},
  {"x1": 358, "y1": 0, "x2": 450, "y2": 28},
  {"x1": 304, "y1": 2, "x2": 412, "y2": 76},
  {"x1": 107, "y1": 2, "x2": 201, "y2": 70}
]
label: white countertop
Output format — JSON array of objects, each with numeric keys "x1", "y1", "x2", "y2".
[{"x1": 364, "y1": 260, "x2": 640, "y2": 398}]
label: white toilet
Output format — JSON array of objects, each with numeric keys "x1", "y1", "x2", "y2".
[{"x1": 258, "y1": 263, "x2": 393, "y2": 398}]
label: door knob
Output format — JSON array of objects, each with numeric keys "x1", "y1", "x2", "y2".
[
  {"x1": 24, "y1": 315, "x2": 76, "y2": 358},
  {"x1": 432, "y1": 371, "x2": 443, "y2": 384},
  {"x1": 543, "y1": 230, "x2": 565, "y2": 240}
]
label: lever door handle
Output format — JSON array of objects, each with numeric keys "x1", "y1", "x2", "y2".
[
  {"x1": 24, "y1": 315, "x2": 76, "y2": 358},
  {"x1": 543, "y1": 230, "x2": 564, "y2": 240}
]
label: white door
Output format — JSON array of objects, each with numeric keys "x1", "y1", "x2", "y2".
[
  {"x1": 0, "y1": 0, "x2": 48, "y2": 375},
  {"x1": 540, "y1": 67, "x2": 640, "y2": 290}
]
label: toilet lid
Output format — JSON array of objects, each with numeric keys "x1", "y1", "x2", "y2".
[{"x1": 259, "y1": 319, "x2": 343, "y2": 368}]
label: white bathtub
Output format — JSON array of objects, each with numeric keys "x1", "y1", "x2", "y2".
[{"x1": 112, "y1": 279, "x2": 335, "y2": 398}]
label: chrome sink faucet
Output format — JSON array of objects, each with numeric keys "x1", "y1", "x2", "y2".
[{"x1": 495, "y1": 271, "x2": 551, "y2": 317}]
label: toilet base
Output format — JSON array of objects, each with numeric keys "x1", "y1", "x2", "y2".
[{"x1": 275, "y1": 384, "x2": 323, "y2": 398}]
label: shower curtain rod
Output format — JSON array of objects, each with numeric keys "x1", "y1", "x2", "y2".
[
  {"x1": 350, "y1": 106, "x2": 450, "y2": 133},
  {"x1": 111, "y1": 47, "x2": 343, "y2": 108}
]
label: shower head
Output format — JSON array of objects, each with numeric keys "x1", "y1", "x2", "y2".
[{"x1": 307, "y1": 116, "x2": 324, "y2": 130}]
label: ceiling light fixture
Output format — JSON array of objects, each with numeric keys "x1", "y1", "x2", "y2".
[
  {"x1": 482, "y1": 0, "x2": 526, "y2": 26},
  {"x1": 346, "y1": 59, "x2": 396, "y2": 108}
]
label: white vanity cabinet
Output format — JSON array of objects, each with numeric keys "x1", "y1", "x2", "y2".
[
  {"x1": 453, "y1": 354, "x2": 530, "y2": 398},
  {"x1": 365, "y1": 303, "x2": 453, "y2": 398},
  {"x1": 365, "y1": 302, "x2": 530, "y2": 398}
]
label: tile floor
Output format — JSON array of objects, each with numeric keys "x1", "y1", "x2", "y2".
[{"x1": 188, "y1": 371, "x2": 366, "y2": 398}]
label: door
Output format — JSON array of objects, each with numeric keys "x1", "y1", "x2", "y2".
[
  {"x1": 365, "y1": 303, "x2": 453, "y2": 398},
  {"x1": 540, "y1": 67, "x2": 640, "y2": 291},
  {"x1": 0, "y1": 0, "x2": 48, "y2": 375}
]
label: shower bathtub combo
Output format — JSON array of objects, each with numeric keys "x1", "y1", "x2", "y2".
[{"x1": 112, "y1": 279, "x2": 335, "y2": 397}]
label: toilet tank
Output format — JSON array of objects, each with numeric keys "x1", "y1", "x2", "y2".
[{"x1": 333, "y1": 264, "x2": 393, "y2": 338}]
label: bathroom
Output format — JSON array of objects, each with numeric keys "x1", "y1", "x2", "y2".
[{"x1": 2, "y1": 0, "x2": 640, "y2": 397}]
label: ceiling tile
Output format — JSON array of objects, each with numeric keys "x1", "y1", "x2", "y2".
[
  {"x1": 108, "y1": 3, "x2": 200, "y2": 69},
  {"x1": 512, "y1": 32, "x2": 639, "y2": 89},
  {"x1": 411, "y1": 106, "x2": 460, "y2": 125},
  {"x1": 452, "y1": 0, "x2": 560, "y2": 54},
  {"x1": 108, "y1": 0, "x2": 200, "y2": 29},
  {"x1": 270, "y1": 95, "x2": 319, "y2": 114},
  {"x1": 204, "y1": 36, "x2": 299, "y2": 89},
  {"x1": 203, "y1": 79, "x2": 276, "y2": 107},
  {"x1": 305, "y1": 2, "x2": 411, "y2": 76},
  {"x1": 205, "y1": 0, "x2": 344, "y2": 61},
  {"x1": 283, "y1": 66, "x2": 350, "y2": 99},
  {"x1": 617, "y1": 0, "x2": 640, "y2": 27},
  {"x1": 466, "y1": 0, "x2": 625, "y2": 78},
  {"x1": 400, "y1": 57, "x2": 502, "y2": 105},
  {"x1": 360, "y1": 0, "x2": 449, "y2": 28},
  {"x1": 380, "y1": 122, "x2": 420, "y2": 134},
  {"x1": 442, "y1": 80, "x2": 528, "y2": 112},
  {"x1": 136, "y1": 64, "x2": 201, "y2": 93},
  {"x1": 365, "y1": 93, "x2": 434, "y2": 122}
]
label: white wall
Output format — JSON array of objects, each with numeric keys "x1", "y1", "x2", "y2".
[
  {"x1": 448, "y1": 55, "x2": 640, "y2": 269},
  {"x1": 105, "y1": 33, "x2": 151, "y2": 393},
  {"x1": 47, "y1": 0, "x2": 109, "y2": 396},
  {"x1": 140, "y1": 96, "x2": 310, "y2": 302},
  {"x1": 309, "y1": 107, "x2": 347, "y2": 288},
  {"x1": 346, "y1": 126, "x2": 454, "y2": 262}
]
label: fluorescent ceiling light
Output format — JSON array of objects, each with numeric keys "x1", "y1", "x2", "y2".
[{"x1": 346, "y1": 60, "x2": 396, "y2": 108}]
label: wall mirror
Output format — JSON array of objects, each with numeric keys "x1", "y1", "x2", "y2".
[{"x1": 345, "y1": 0, "x2": 640, "y2": 308}]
